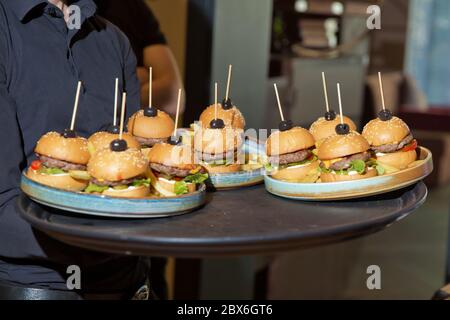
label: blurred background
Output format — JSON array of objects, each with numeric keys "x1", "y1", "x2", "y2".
[{"x1": 145, "y1": 0, "x2": 449, "y2": 299}]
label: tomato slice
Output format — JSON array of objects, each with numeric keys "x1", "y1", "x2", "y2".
[
  {"x1": 402, "y1": 139, "x2": 417, "y2": 152},
  {"x1": 31, "y1": 160, "x2": 41, "y2": 170}
]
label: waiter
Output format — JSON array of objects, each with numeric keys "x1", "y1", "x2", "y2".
[
  {"x1": 95, "y1": 0, "x2": 183, "y2": 116},
  {"x1": 0, "y1": 0, "x2": 166, "y2": 299}
]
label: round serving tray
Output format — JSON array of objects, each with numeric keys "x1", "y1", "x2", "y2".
[
  {"x1": 264, "y1": 147, "x2": 433, "y2": 201},
  {"x1": 20, "y1": 172, "x2": 207, "y2": 218}
]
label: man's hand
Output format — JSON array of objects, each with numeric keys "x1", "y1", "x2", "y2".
[{"x1": 140, "y1": 45, "x2": 183, "y2": 117}]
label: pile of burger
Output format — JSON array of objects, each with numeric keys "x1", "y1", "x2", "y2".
[
  {"x1": 26, "y1": 98, "x2": 247, "y2": 198},
  {"x1": 265, "y1": 108, "x2": 419, "y2": 183}
]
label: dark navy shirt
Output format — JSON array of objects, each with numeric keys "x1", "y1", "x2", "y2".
[{"x1": 0, "y1": 0, "x2": 146, "y2": 292}]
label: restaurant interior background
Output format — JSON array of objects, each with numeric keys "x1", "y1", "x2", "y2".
[{"x1": 148, "y1": 0, "x2": 450, "y2": 299}]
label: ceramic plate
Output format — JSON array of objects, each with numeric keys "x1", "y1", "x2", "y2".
[
  {"x1": 208, "y1": 137, "x2": 265, "y2": 190},
  {"x1": 21, "y1": 172, "x2": 206, "y2": 218},
  {"x1": 264, "y1": 147, "x2": 433, "y2": 201}
]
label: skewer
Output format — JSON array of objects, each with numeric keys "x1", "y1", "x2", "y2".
[
  {"x1": 337, "y1": 83, "x2": 344, "y2": 125},
  {"x1": 149, "y1": 67, "x2": 153, "y2": 108},
  {"x1": 322, "y1": 72, "x2": 330, "y2": 113},
  {"x1": 119, "y1": 92, "x2": 127, "y2": 140},
  {"x1": 70, "y1": 81, "x2": 82, "y2": 131},
  {"x1": 214, "y1": 82, "x2": 218, "y2": 120},
  {"x1": 273, "y1": 83, "x2": 285, "y2": 121},
  {"x1": 378, "y1": 72, "x2": 386, "y2": 111},
  {"x1": 225, "y1": 65, "x2": 233, "y2": 101},
  {"x1": 173, "y1": 89, "x2": 182, "y2": 137},
  {"x1": 113, "y1": 78, "x2": 119, "y2": 126}
]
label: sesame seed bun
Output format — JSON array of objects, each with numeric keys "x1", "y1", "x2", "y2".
[
  {"x1": 318, "y1": 132, "x2": 369, "y2": 160},
  {"x1": 320, "y1": 167, "x2": 377, "y2": 182},
  {"x1": 199, "y1": 104, "x2": 245, "y2": 129},
  {"x1": 202, "y1": 163, "x2": 241, "y2": 174},
  {"x1": 27, "y1": 168, "x2": 88, "y2": 191},
  {"x1": 309, "y1": 116, "x2": 357, "y2": 145},
  {"x1": 194, "y1": 127, "x2": 243, "y2": 155},
  {"x1": 376, "y1": 149, "x2": 417, "y2": 170},
  {"x1": 127, "y1": 109, "x2": 175, "y2": 139},
  {"x1": 101, "y1": 185, "x2": 150, "y2": 198},
  {"x1": 147, "y1": 142, "x2": 196, "y2": 170},
  {"x1": 87, "y1": 148, "x2": 148, "y2": 182},
  {"x1": 362, "y1": 117, "x2": 411, "y2": 146},
  {"x1": 35, "y1": 132, "x2": 90, "y2": 164},
  {"x1": 88, "y1": 132, "x2": 140, "y2": 154},
  {"x1": 271, "y1": 160, "x2": 319, "y2": 182},
  {"x1": 266, "y1": 127, "x2": 315, "y2": 157}
]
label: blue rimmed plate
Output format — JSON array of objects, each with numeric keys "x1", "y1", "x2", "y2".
[
  {"x1": 264, "y1": 147, "x2": 433, "y2": 201},
  {"x1": 21, "y1": 172, "x2": 206, "y2": 218},
  {"x1": 209, "y1": 137, "x2": 265, "y2": 190}
]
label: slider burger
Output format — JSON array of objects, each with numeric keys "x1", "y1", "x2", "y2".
[
  {"x1": 318, "y1": 124, "x2": 378, "y2": 182},
  {"x1": 147, "y1": 137, "x2": 208, "y2": 197},
  {"x1": 88, "y1": 131, "x2": 140, "y2": 155},
  {"x1": 362, "y1": 110, "x2": 417, "y2": 170},
  {"x1": 27, "y1": 130, "x2": 90, "y2": 191},
  {"x1": 85, "y1": 139, "x2": 150, "y2": 198},
  {"x1": 199, "y1": 102, "x2": 245, "y2": 130},
  {"x1": 309, "y1": 110, "x2": 357, "y2": 147},
  {"x1": 265, "y1": 120, "x2": 319, "y2": 182},
  {"x1": 193, "y1": 119, "x2": 244, "y2": 174},
  {"x1": 127, "y1": 106, "x2": 175, "y2": 149}
]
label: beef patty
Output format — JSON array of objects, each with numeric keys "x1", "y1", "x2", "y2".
[
  {"x1": 150, "y1": 163, "x2": 200, "y2": 178},
  {"x1": 371, "y1": 134, "x2": 414, "y2": 154},
  {"x1": 196, "y1": 149, "x2": 237, "y2": 162},
  {"x1": 323, "y1": 152, "x2": 371, "y2": 171},
  {"x1": 91, "y1": 177, "x2": 141, "y2": 187},
  {"x1": 38, "y1": 154, "x2": 86, "y2": 171},
  {"x1": 135, "y1": 136, "x2": 167, "y2": 147},
  {"x1": 269, "y1": 149, "x2": 312, "y2": 166}
]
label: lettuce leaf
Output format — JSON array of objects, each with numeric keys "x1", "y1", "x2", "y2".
[
  {"x1": 38, "y1": 167, "x2": 66, "y2": 175},
  {"x1": 174, "y1": 181, "x2": 188, "y2": 195},
  {"x1": 183, "y1": 173, "x2": 209, "y2": 184},
  {"x1": 84, "y1": 183, "x2": 109, "y2": 194},
  {"x1": 131, "y1": 178, "x2": 151, "y2": 187}
]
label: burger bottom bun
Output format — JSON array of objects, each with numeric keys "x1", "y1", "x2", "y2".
[
  {"x1": 102, "y1": 185, "x2": 150, "y2": 198},
  {"x1": 271, "y1": 160, "x2": 319, "y2": 182},
  {"x1": 203, "y1": 163, "x2": 241, "y2": 174},
  {"x1": 320, "y1": 167, "x2": 378, "y2": 183},
  {"x1": 376, "y1": 150, "x2": 417, "y2": 170},
  {"x1": 27, "y1": 168, "x2": 88, "y2": 191}
]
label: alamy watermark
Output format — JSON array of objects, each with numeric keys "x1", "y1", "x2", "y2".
[
  {"x1": 367, "y1": 5, "x2": 381, "y2": 30},
  {"x1": 366, "y1": 265, "x2": 381, "y2": 290}
]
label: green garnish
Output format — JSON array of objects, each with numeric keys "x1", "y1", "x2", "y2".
[
  {"x1": 112, "y1": 185, "x2": 128, "y2": 190},
  {"x1": 183, "y1": 173, "x2": 209, "y2": 184},
  {"x1": 131, "y1": 178, "x2": 151, "y2": 187},
  {"x1": 38, "y1": 167, "x2": 66, "y2": 175},
  {"x1": 349, "y1": 160, "x2": 366, "y2": 174},
  {"x1": 84, "y1": 183, "x2": 109, "y2": 193},
  {"x1": 174, "y1": 181, "x2": 189, "y2": 195}
]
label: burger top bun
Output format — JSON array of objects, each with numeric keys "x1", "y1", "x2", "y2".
[
  {"x1": 199, "y1": 104, "x2": 245, "y2": 129},
  {"x1": 87, "y1": 147, "x2": 148, "y2": 181},
  {"x1": 147, "y1": 143, "x2": 196, "y2": 170},
  {"x1": 266, "y1": 127, "x2": 315, "y2": 157},
  {"x1": 362, "y1": 116, "x2": 410, "y2": 147},
  {"x1": 127, "y1": 109, "x2": 175, "y2": 139},
  {"x1": 35, "y1": 132, "x2": 90, "y2": 164},
  {"x1": 309, "y1": 116, "x2": 357, "y2": 143},
  {"x1": 318, "y1": 132, "x2": 369, "y2": 160},
  {"x1": 88, "y1": 132, "x2": 140, "y2": 153},
  {"x1": 194, "y1": 127, "x2": 243, "y2": 155}
]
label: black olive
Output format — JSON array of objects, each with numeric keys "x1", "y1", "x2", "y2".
[
  {"x1": 335, "y1": 123, "x2": 350, "y2": 135},
  {"x1": 62, "y1": 129, "x2": 77, "y2": 138},
  {"x1": 107, "y1": 125, "x2": 120, "y2": 134},
  {"x1": 167, "y1": 135, "x2": 182, "y2": 145},
  {"x1": 278, "y1": 120, "x2": 293, "y2": 132},
  {"x1": 144, "y1": 107, "x2": 158, "y2": 117},
  {"x1": 110, "y1": 139, "x2": 128, "y2": 152},
  {"x1": 210, "y1": 118, "x2": 225, "y2": 129},
  {"x1": 378, "y1": 109, "x2": 393, "y2": 121},
  {"x1": 222, "y1": 98, "x2": 233, "y2": 110},
  {"x1": 324, "y1": 110, "x2": 337, "y2": 121}
]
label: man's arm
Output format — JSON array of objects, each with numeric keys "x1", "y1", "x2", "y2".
[{"x1": 139, "y1": 44, "x2": 184, "y2": 116}]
